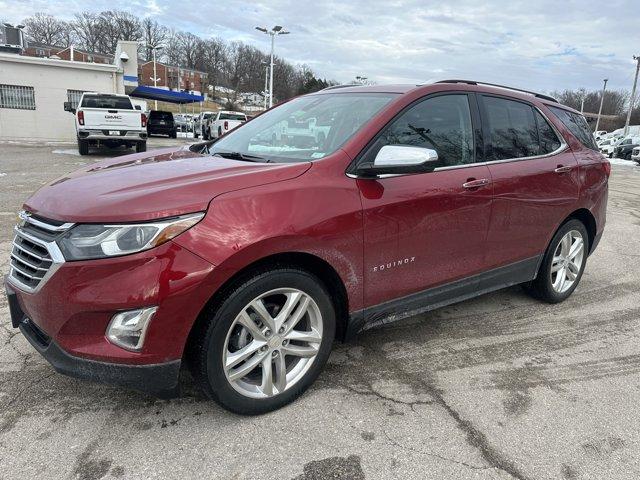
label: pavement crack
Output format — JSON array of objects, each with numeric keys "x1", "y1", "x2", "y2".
[{"x1": 364, "y1": 342, "x2": 532, "y2": 480}]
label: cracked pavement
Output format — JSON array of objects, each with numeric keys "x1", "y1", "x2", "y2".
[{"x1": 1, "y1": 141, "x2": 640, "y2": 479}]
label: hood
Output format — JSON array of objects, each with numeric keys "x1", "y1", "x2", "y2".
[{"x1": 24, "y1": 147, "x2": 311, "y2": 223}]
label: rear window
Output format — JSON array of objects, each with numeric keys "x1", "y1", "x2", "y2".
[
  {"x1": 149, "y1": 111, "x2": 173, "y2": 121},
  {"x1": 549, "y1": 106, "x2": 598, "y2": 151},
  {"x1": 219, "y1": 113, "x2": 246, "y2": 121},
  {"x1": 81, "y1": 95, "x2": 133, "y2": 110}
]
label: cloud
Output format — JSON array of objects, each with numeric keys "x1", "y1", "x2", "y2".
[{"x1": 5, "y1": 0, "x2": 639, "y2": 92}]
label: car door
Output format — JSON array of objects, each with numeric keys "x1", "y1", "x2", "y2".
[
  {"x1": 478, "y1": 95, "x2": 580, "y2": 270},
  {"x1": 356, "y1": 93, "x2": 494, "y2": 308}
]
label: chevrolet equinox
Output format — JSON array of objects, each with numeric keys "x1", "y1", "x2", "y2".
[{"x1": 5, "y1": 80, "x2": 609, "y2": 414}]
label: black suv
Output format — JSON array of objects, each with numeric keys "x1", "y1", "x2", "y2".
[{"x1": 147, "y1": 111, "x2": 177, "y2": 138}]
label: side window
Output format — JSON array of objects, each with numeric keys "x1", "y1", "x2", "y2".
[
  {"x1": 548, "y1": 106, "x2": 598, "y2": 151},
  {"x1": 483, "y1": 96, "x2": 539, "y2": 160},
  {"x1": 535, "y1": 110, "x2": 562, "y2": 154},
  {"x1": 367, "y1": 94, "x2": 474, "y2": 168}
]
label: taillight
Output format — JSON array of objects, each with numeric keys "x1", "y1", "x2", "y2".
[
  {"x1": 603, "y1": 159, "x2": 611, "y2": 177},
  {"x1": 141, "y1": 113, "x2": 147, "y2": 128},
  {"x1": 224, "y1": 120, "x2": 229, "y2": 130},
  {"x1": 77, "y1": 110, "x2": 84, "y2": 126}
]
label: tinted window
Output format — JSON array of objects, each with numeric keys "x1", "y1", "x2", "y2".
[
  {"x1": 549, "y1": 106, "x2": 598, "y2": 151},
  {"x1": 483, "y1": 96, "x2": 539, "y2": 160},
  {"x1": 535, "y1": 111, "x2": 562, "y2": 154},
  {"x1": 81, "y1": 95, "x2": 133, "y2": 110},
  {"x1": 219, "y1": 113, "x2": 246, "y2": 121},
  {"x1": 369, "y1": 94, "x2": 474, "y2": 167}
]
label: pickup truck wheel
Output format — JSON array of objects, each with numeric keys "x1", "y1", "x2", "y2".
[
  {"x1": 136, "y1": 142, "x2": 147, "y2": 153},
  {"x1": 170, "y1": 131, "x2": 177, "y2": 139},
  {"x1": 78, "y1": 139, "x2": 89, "y2": 156},
  {"x1": 218, "y1": 126, "x2": 223, "y2": 138},
  {"x1": 189, "y1": 268, "x2": 335, "y2": 415},
  {"x1": 524, "y1": 219, "x2": 588, "y2": 303}
]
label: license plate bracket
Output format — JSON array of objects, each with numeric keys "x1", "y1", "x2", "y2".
[{"x1": 108, "y1": 130, "x2": 120, "y2": 136}]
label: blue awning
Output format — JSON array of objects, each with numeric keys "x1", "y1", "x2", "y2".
[{"x1": 129, "y1": 85, "x2": 204, "y2": 104}]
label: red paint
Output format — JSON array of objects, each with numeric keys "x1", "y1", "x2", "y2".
[{"x1": 10, "y1": 82, "x2": 608, "y2": 366}]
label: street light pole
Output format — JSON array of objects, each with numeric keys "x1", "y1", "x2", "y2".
[
  {"x1": 595, "y1": 78, "x2": 608, "y2": 133},
  {"x1": 255, "y1": 26, "x2": 290, "y2": 109},
  {"x1": 263, "y1": 63, "x2": 269, "y2": 110},
  {"x1": 624, "y1": 55, "x2": 640, "y2": 136},
  {"x1": 152, "y1": 47, "x2": 158, "y2": 110}
]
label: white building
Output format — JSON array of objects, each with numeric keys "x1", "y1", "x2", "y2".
[{"x1": 0, "y1": 42, "x2": 138, "y2": 142}]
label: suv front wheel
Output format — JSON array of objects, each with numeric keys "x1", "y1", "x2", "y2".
[
  {"x1": 525, "y1": 219, "x2": 589, "y2": 303},
  {"x1": 190, "y1": 268, "x2": 335, "y2": 415}
]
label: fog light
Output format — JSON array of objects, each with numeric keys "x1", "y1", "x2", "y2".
[{"x1": 106, "y1": 307, "x2": 157, "y2": 351}]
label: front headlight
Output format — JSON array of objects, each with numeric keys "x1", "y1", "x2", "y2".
[{"x1": 57, "y1": 212, "x2": 204, "y2": 261}]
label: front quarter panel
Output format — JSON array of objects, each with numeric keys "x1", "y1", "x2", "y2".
[{"x1": 173, "y1": 153, "x2": 365, "y2": 312}]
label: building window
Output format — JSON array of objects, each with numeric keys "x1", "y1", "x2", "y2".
[
  {"x1": 66, "y1": 89, "x2": 86, "y2": 110},
  {"x1": 0, "y1": 84, "x2": 36, "y2": 110}
]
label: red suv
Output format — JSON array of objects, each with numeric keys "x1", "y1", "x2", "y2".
[{"x1": 5, "y1": 80, "x2": 609, "y2": 414}]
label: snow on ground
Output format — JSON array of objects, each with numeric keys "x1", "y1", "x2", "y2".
[{"x1": 609, "y1": 157, "x2": 638, "y2": 167}]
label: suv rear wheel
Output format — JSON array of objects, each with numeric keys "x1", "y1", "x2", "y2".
[
  {"x1": 190, "y1": 268, "x2": 335, "y2": 414},
  {"x1": 525, "y1": 219, "x2": 589, "y2": 303}
]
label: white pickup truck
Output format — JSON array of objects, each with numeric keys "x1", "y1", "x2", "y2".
[
  {"x1": 204, "y1": 111, "x2": 247, "y2": 140},
  {"x1": 64, "y1": 93, "x2": 147, "y2": 155}
]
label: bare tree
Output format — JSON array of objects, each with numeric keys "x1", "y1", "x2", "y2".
[
  {"x1": 141, "y1": 18, "x2": 167, "y2": 61},
  {"x1": 71, "y1": 12, "x2": 105, "y2": 53},
  {"x1": 204, "y1": 37, "x2": 228, "y2": 97},
  {"x1": 22, "y1": 13, "x2": 68, "y2": 46},
  {"x1": 97, "y1": 11, "x2": 141, "y2": 54}
]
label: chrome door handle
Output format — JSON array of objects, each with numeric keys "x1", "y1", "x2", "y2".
[
  {"x1": 554, "y1": 165, "x2": 572, "y2": 173},
  {"x1": 462, "y1": 178, "x2": 490, "y2": 189}
]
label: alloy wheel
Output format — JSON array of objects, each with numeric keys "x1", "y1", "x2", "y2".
[
  {"x1": 222, "y1": 288, "x2": 323, "y2": 399},
  {"x1": 550, "y1": 230, "x2": 585, "y2": 293}
]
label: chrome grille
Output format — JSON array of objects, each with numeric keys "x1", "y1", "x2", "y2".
[{"x1": 8, "y1": 212, "x2": 72, "y2": 292}]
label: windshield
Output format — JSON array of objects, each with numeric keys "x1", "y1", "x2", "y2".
[
  {"x1": 210, "y1": 92, "x2": 397, "y2": 162},
  {"x1": 81, "y1": 95, "x2": 133, "y2": 110}
]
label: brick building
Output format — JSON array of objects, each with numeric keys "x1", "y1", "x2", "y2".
[
  {"x1": 138, "y1": 61, "x2": 207, "y2": 96},
  {"x1": 22, "y1": 42, "x2": 113, "y2": 64}
]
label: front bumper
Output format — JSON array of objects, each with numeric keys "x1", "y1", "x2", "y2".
[
  {"x1": 12, "y1": 301, "x2": 181, "y2": 397},
  {"x1": 6, "y1": 240, "x2": 216, "y2": 366}
]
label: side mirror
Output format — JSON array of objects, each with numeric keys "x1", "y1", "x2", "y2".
[
  {"x1": 134, "y1": 105, "x2": 141, "y2": 110},
  {"x1": 63, "y1": 102, "x2": 76, "y2": 114},
  {"x1": 358, "y1": 145, "x2": 440, "y2": 176}
]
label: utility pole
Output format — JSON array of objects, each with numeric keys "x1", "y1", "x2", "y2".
[
  {"x1": 595, "y1": 78, "x2": 608, "y2": 133},
  {"x1": 263, "y1": 63, "x2": 269, "y2": 110},
  {"x1": 255, "y1": 26, "x2": 290, "y2": 108},
  {"x1": 624, "y1": 55, "x2": 640, "y2": 136}
]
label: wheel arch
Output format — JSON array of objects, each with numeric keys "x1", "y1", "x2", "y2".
[
  {"x1": 185, "y1": 251, "x2": 351, "y2": 359},
  {"x1": 566, "y1": 208, "x2": 597, "y2": 254}
]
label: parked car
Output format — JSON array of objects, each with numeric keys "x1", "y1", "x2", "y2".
[
  {"x1": 600, "y1": 135, "x2": 624, "y2": 157},
  {"x1": 147, "y1": 110, "x2": 177, "y2": 138},
  {"x1": 613, "y1": 136, "x2": 640, "y2": 159},
  {"x1": 174, "y1": 114, "x2": 192, "y2": 133},
  {"x1": 64, "y1": 92, "x2": 147, "y2": 155},
  {"x1": 632, "y1": 146, "x2": 640, "y2": 163},
  {"x1": 205, "y1": 111, "x2": 247, "y2": 139},
  {"x1": 7, "y1": 81, "x2": 609, "y2": 414},
  {"x1": 194, "y1": 111, "x2": 215, "y2": 138},
  {"x1": 594, "y1": 130, "x2": 607, "y2": 141}
]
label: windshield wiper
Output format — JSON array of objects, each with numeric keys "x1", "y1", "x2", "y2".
[{"x1": 212, "y1": 151, "x2": 269, "y2": 163}]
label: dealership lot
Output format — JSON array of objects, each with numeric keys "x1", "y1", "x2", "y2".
[{"x1": 1, "y1": 142, "x2": 639, "y2": 480}]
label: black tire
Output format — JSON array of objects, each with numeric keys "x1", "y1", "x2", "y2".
[
  {"x1": 189, "y1": 267, "x2": 336, "y2": 415},
  {"x1": 194, "y1": 131, "x2": 199, "y2": 138},
  {"x1": 218, "y1": 126, "x2": 223, "y2": 138},
  {"x1": 78, "y1": 139, "x2": 89, "y2": 156},
  {"x1": 136, "y1": 142, "x2": 147, "y2": 153},
  {"x1": 524, "y1": 219, "x2": 589, "y2": 303},
  {"x1": 170, "y1": 131, "x2": 177, "y2": 139}
]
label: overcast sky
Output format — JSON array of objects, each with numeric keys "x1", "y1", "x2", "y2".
[{"x1": 3, "y1": 0, "x2": 638, "y2": 93}]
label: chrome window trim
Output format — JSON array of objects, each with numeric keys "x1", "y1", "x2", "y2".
[{"x1": 347, "y1": 105, "x2": 567, "y2": 178}]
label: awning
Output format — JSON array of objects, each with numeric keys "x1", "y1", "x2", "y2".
[{"x1": 129, "y1": 85, "x2": 204, "y2": 104}]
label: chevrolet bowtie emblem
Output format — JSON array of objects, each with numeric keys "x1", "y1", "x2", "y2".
[{"x1": 17, "y1": 211, "x2": 30, "y2": 228}]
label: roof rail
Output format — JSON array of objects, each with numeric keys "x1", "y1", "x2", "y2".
[
  {"x1": 320, "y1": 84, "x2": 358, "y2": 91},
  {"x1": 435, "y1": 79, "x2": 559, "y2": 103}
]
